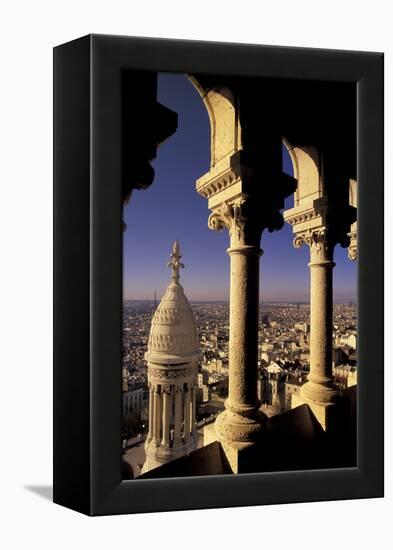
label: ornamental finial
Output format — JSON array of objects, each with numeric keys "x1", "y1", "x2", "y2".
[{"x1": 167, "y1": 241, "x2": 184, "y2": 283}]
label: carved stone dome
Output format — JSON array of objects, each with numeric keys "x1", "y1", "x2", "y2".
[{"x1": 145, "y1": 242, "x2": 199, "y2": 365}]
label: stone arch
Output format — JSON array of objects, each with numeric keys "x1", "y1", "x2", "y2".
[
  {"x1": 282, "y1": 138, "x2": 323, "y2": 209},
  {"x1": 187, "y1": 76, "x2": 241, "y2": 169},
  {"x1": 187, "y1": 78, "x2": 323, "y2": 213},
  {"x1": 282, "y1": 137, "x2": 299, "y2": 181},
  {"x1": 349, "y1": 178, "x2": 357, "y2": 208}
]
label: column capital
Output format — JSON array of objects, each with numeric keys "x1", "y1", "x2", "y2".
[
  {"x1": 285, "y1": 199, "x2": 352, "y2": 263},
  {"x1": 348, "y1": 178, "x2": 358, "y2": 261},
  {"x1": 347, "y1": 232, "x2": 357, "y2": 261},
  {"x1": 293, "y1": 228, "x2": 336, "y2": 264},
  {"x1": 208, "y1": 196, "x2": 267, "y2": 249}
]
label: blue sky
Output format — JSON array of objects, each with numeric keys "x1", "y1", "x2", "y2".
[{"x1": 123, "y1": 73, "x2": 356, "y2": 303}]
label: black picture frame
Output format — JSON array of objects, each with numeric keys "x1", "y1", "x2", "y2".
[{"x1": 53, "y1": 34, "x2": 384, "y2": 516}]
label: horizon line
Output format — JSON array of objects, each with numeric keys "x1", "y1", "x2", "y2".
[{"x1": 123, "y1": 298, "x2": 357, "y2": 305}]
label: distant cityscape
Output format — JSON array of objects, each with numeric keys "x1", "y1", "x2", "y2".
[{"x1": 122, "y1": 299, "x2": 357, "y2": 476}]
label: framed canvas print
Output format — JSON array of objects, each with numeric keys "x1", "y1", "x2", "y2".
[{"x1": 53, "y1": 34, "x2": 383, "y2": 516}]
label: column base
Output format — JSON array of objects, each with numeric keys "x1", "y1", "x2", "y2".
[
  {"x1": 220, "y1": 439, "x2": 257, "y2": 473},
  {"x1": 203, "y1": 416, "x2": 265, "y2": 473},
  {"x1": 212, "y1": 404, "x2": 267, "y2": 470},
  {"x1": 300, "y1": 380, "x2": 338, "y2": 405},
  {"x1": 292, "y1": 383, "x2": 339, "y2": 431},
  {"x1": 215, "y1": 406, "x2": 266, "y2": 443}
]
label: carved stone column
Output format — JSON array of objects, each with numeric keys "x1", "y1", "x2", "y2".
[
  {"x1": 293, "y1": 229, "x2": 338, "y2": 420},
  {"x1": 153, "y1": 386, "x2": 161, "y2": 445},
  {"x1": 191, "y1": 383, "x2": 196, "y2": 433},
  {"x1": 184, "y1": 385, "x2": 191, "y2": 442},
  {"x1": 284, "y1": 145, "x2": 355, "y2": 430},
  {"x1": 206, "y1": 198, "x2": 268, "y2": 450},
  {"x1": 191, "y1": 78, "x2": 295, "y2": 470},
  {"x1": 173, "y1": 385, "x2": 183, "y2": 447},
  {"x1": 150, "y1": 385, "x2": 157, "y2": 443},
  {"x1": 147, "y1": 384, "x2": 154, "y2": 444},
  {"x1": 161, "y1": 386, "x2": 171, "y2": 447}
]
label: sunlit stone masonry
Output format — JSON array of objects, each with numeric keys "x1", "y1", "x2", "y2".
[
  {"x1": 283, "y1": 145, "x2": 356, "y2": 430},
  {"x1": 142, "y1": 242, "x2": 199, "y2": 474},
  {"x1": 191, "y1": 76, "x2": 295, "y2": 471}
]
